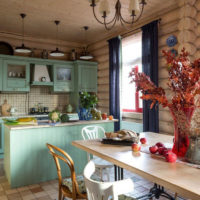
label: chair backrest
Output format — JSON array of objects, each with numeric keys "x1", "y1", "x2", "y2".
[
  {"x1": 84, "y1": 161, "x2": 134, "y2": 200},
  {"x1": 81, "y1": 125, "x2": 105, "y2": 140},
  {"x1": 46, "y1": 143, "x2": 82, "y2": 196}
]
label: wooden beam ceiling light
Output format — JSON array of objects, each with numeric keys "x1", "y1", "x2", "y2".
[
  {"x1": 50, "y1": 20, "x2": 64, "y2": 57},
  {"x1": 15, "y1": 13, "x2": 32, "y2": 53},
  {"x1": 89, "y1": 0, "x2": 147, "y2": 30}
]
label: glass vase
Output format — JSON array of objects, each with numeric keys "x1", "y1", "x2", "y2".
[{"x1": 171, "y1": 107, "x2": 194, "y2": 158}]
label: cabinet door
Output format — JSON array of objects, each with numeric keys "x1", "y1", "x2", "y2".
[
  {"x1": 78, "y1": 65, "x2": 97, "y2": 92},
  {"x1": 3, "y1": 60, "x2": 30, "y2": 92},
  {"x1": 0, "y1": 121, "x2": 4, "y2": 154},
  {"x1": 0, "y1": 59, "x2": 2, "y2": 91},
  {"x1": 53, "y1": 63, "x2": 74, "y2": 92}
]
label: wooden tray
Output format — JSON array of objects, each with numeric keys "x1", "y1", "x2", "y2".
[{"x1": 101, "y1": 138, "x2": 134, "y2": 146}]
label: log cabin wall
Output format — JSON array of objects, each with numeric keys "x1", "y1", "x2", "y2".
[{"x1": 89, "y1": 0, "x2": 199, "y2": 135}]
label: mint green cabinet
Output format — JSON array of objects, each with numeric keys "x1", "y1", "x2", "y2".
[
  {"x1": 0, "y1": 120, "x2": 4, "y2": 158},
  {"x1": 0, "y1": 59, "x2": 3, "y2": 91},
  {"x1": 75, "y1": 61, "x2": 97, "y2": 92},
  {"x1": 53, "y1": 63, "x2": 74, "y2": 92},
  {"x1": 3, "y1": 60, "x2": 30, "y2": 92},
  {"x1": 78, "y1": 64, "x2": 97, "y2": 92}
]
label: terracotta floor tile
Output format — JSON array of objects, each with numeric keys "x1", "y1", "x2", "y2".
[
  {"x1": 36, "y1": 195, "x2": 52, "y2": 200},
  {"x1": 20, "y1": 190, "x2": 32, "y2": 197},
  {"x1": 34, "y1": 191, "x2": 48, "y2": 198},
  {"x1": 5, "y1": 188, "x2": 18, "y2": 195},
  {"x1": 7, "y1": 192, "x2": 22, "y2": 199},
  {"x1": 21, "y1": 194, "x2": 36, "y2": 200},
  {"x1": 30, "y1": 187, "x2": 44, "y2": 193},
  {"x1": 28, "y1": 184, "x2": 40, "y2": 189},
  {"x1": 17, "y1": 186, "x2": 29, "y2": 192},
  {"x1": 0, "y1": 195, "x2": 8, "y2": 200}
]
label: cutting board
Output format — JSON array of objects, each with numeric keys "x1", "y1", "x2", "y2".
[{"x1": 1, "y1": 99, "x2": 11, "y2": 116}]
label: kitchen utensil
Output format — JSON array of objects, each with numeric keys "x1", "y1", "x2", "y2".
[
  {"x1": 0, "y1": 41, "x2": 14, "y2": 55},
  {"x1": 1, "y1": 99, "x2": 11, "y2": 116},
  {"x1": 66, "y1": 104, "x2": 73, "y2": 113}
]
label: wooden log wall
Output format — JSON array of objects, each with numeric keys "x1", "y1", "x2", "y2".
[{"x1": 89, "y1": 0, "x2": 199, "y2": 135}]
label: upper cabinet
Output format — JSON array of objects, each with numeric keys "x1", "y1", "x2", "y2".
[
  {"x1": 53, "y1": 63, "x2": 74, "y2": 92},
  {"x1": 0, "y1": 59, "x2": 3, "y2": 91},
  {"x1": 3, "y1": 59, "x2": 30, "y2": 92},
  {"x1": 75, "y1": 61, "x2": 97, "y2": 92}
]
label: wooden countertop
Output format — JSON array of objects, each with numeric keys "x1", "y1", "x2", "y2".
[{"x1": 5, "y1": 119, "x2": 118, "y2": 130}]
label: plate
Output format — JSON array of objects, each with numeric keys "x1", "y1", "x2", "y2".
[
  {"x1": 101, "y1": 138, "x2": 134, "y2": 146},
  {"x1": 0, "y1": 41, "x2": 14, "y2": 55}
]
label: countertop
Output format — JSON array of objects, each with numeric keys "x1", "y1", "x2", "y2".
[
  {"x1": 5, "y1": 119, "x2": 118, "y2": 130},
  {"x1": 0, "y1": 114, "x2": 48, "y2": 120}
]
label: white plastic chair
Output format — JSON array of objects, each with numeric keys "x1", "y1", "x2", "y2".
[
  {"x1": 81, "y1": 126, "x2": 113, "y2": 181},
  {"x1": 84, "y1": 161, "x2": 135, "y2": 200}
]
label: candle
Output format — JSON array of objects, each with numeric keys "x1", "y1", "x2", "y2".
[
  {"x1": 99, "y1": 0, "x2": 110, "y2": 15},
  {"x1": 128, "y1": 0, "x2": 140, "y2": 14}
]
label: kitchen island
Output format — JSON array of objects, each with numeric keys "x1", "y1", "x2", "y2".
[{"x1": 4, "y1": 120, "x2": 116, "y2": 188}]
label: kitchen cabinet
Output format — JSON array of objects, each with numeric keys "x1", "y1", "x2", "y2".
[
  {"x1": 53, "y1": 63, "x2": 74, "y2": 92},
  {"x1": 0, "y1": 120, "x2": 4, "y2": 158},
  {"x1": 75, "y1": 61, "x2": 97, "y2": 92},
  {"x1": 0, "y1": 59, "x2": 3, "y2": 91},
  {"x1": 3, "y1": 60, "x2": 30, "y2": 92}
]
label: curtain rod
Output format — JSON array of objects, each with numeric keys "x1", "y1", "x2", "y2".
[{"x1": 121, "y1": 18, "x2": 161, "y2": 38}]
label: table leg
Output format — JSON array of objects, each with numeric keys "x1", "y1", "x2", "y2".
[
  {"x1": 114, "y1": 165, "x2": 124, "y2": 181},
  {"x1": 136, "y1": 183, "x2": 176, "y2": 200}
]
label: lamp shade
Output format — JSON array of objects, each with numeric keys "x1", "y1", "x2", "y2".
[
  {"x1": 50, "y1": 48, "x2": 64, "y2": 57},
  {"x1": 15, "y1": 43, "x2": 31, "y2": 53}
]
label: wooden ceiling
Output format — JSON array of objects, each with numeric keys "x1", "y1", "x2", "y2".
[{"x1": 0, "y1": 0, "x2": 178, "y2": 44}]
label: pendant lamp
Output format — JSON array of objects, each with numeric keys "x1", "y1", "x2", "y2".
[
  {"x1": 15, "y1": 13, "x2": 31, "y2": 53},
  {"x1": 50, "y1": 20, "x2": 64, "y2": 57},
  {"x1": 80, "y1": 26, "x2": 93, "y2": 60}
]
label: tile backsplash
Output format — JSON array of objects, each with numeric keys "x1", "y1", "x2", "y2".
[{"x1": 0, "y1": 86, "x2": 69, "y2": 115}]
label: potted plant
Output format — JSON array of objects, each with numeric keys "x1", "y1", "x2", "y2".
[{"x1": 79, "y1": 92, "x2": 98, "y2": 120}]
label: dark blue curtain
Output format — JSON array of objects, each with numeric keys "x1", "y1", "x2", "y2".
[
  {"x1": 108, "y1": 36, "x2": 121, "y2": 131},
  {"x1": 142, "y1": 20, "x2": 159, "y2": 133}
]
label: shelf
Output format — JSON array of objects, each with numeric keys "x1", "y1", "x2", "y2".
[{"x1": 31, "y1": 81, "x2": 53, "y2": 86}]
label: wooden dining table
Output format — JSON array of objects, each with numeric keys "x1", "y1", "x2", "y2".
[{"x1": 72, "y1": 132, "x2": 200, "y2": 200}]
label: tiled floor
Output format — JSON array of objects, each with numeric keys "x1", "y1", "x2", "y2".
[{"x1": 0, "y1": 159, "x2": 186, "y2": 200}]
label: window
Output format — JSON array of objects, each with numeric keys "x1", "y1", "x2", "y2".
[{"x1": 121, "y1": 32, "x2": 142, "y2": 113}]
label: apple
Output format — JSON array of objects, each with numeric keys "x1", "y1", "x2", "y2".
[
  {"x1": 149, "y1": 145, "x2": 158, "y2": 154},
  {"x1": 132, "y1": 143, "x2": 141, "y2": 152},
  {"x1": 155, "y1": 142, "x2": 165, "y2": 148},
  {"x1": 163, "y1": 148, "x2": 172, "y2": 157},
  {"x1": 157, "y1": 147, "x2": 167, "y2": 155},
  {"x1": 140, "y1": 137, "x2": 147, "y2": 144},
  {"x1": 165, "y1": 152, "x2": 177, "y2": 163}
]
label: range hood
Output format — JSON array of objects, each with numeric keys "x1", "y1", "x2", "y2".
[{"x1": 31, "y1": 65, "x2": 53, "y2": 86}]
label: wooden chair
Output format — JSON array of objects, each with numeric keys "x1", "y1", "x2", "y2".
[
  {"x1": 84, "y1": 160, "x2": 136, "y2": 200},
  {"x1": 46, "y1": 143, "x2": 87, "y2": 200},
  {"x1": 82, "y1": 125, "x2": 113, "y2": 181}
]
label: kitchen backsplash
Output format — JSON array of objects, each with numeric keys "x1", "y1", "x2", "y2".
[{"x1": 0, "y1": 86, "x2": 69, "y2": 115}]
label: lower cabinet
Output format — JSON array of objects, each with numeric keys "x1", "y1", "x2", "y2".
[
  {"x1": 0, "y1": 120, "x2": 4, "y2": 158},
  {"x1": 0, "y1": 59, "x2": 2, "y2": 91}
]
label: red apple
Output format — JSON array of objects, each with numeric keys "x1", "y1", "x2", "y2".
[
  {"x1": 132, "y1": 143, "x2": 141, "y2": 152},
  {"x1": 157, "y1": 147, "x2": 167, "y2": 155},
  {"x1": 163, "y1": 148, "x2": 172, "y2": 157},
  {"x1": 149, "y1": 145, "x2": 158, "y2": 154},
  {"x1": 140, "y1": 137, "x2": 147, "y2": 144},
  {"x1": 165, "y1": 152, "x2": 177, "y2": 163},
  {"x1": 155, "y1": 142, "x2": 165, "y2": 148}
]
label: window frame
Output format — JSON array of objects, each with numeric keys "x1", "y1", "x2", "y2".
[{"x1": 122, "y1": 65, "x2": 143, "y2": 113}]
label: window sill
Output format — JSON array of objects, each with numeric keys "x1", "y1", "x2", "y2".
[{"x1": 122, "y1": 112, "x2": 142, "y2": 120}]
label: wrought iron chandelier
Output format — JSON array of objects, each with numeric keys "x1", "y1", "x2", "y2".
[{"x1": 89, "y1": 0, "x2": 147, "y2": 30}]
